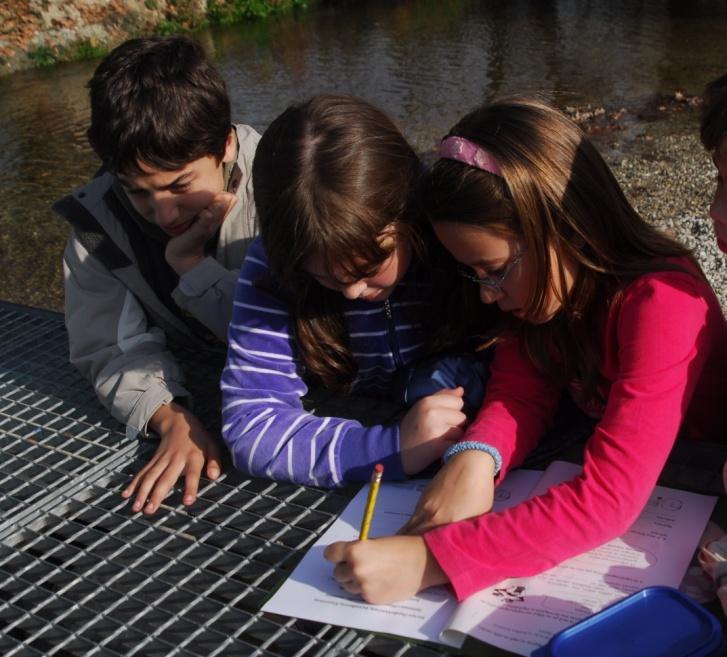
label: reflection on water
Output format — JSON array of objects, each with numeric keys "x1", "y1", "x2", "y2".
[{"x1": 2, "y1": 0, "x2": 727, "y2": 309}]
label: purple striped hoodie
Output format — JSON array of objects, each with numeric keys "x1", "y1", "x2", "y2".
[{"x1": 221, "y1": 237, "x2": 431, "y2": 487}]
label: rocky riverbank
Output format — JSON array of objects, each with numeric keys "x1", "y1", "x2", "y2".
[
  {"x1": 0, "y1": 0, "x2": 307, "y2": 76},
  {"x1": 592, "y1": 98, "x2": 726, "y2": 312}
]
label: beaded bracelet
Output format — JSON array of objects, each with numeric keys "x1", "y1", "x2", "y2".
[{"x1": 442, "y1": 440, "x2": 502, "y2": 475}]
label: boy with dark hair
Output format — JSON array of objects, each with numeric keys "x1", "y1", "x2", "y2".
[
  {"x1": 54, "y1": 36, "x2": 259, "y2": 515},
  {"x1": 701, "y1": 72, "x2": 727, "y2": 253}
]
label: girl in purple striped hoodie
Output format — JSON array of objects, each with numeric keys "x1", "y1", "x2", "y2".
[{"x1": 221, "y1": 94, "x2": 492, "y2": 487}]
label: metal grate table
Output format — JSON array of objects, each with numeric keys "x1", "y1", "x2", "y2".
[
  {"x1": 0, "y1": 302, "x2": 462, "y2": 657},
  {"x1": 1, "y1": 301, "x2": 725, "y2": 657}
]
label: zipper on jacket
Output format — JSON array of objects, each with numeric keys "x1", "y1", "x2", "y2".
[{"x1": 384, "y1": 299, "x2": 403, "y2": 369}]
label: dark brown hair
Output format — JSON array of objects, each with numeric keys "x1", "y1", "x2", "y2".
[
  {"x1": 252, "y1": 94, "x2": 425, "y2": 390},
  {"x1": 701, "y1": 73, "x2": 727, "y2": 152},
  {"x1": 87, "y1": 36, "x2": 231, "y2": 174},
  {"x1": 421, "y1": 97, "x2": 700, "y2": 402}
]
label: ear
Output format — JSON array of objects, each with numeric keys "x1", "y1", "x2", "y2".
[
  {"x1": 222, "y1": 128, "x2": 236, "y2": 164},
  {"x1": 377, "y1": 222, "x2": 401, "y2": 250},
  {"x1": 380, "y1": 222, "x2": 400, "y2": 239}
]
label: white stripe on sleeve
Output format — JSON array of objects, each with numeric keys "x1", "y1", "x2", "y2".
[
  {"x1": 247, "y1": 411, "x2": 276, "y2": 472},
  {"x1": 266, "y1": 414, "x2": 308, "y2": 478},
  {"x1": 327, "y1": 422, "x2": 346, "y2": 486},
  {"x1": 308, "y1": 417, "x2": 331, "y2": 487}
]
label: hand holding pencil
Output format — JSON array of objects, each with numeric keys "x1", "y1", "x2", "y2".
[{"x1": 324, "y1": 463, "x2": 449, "y2": 604}]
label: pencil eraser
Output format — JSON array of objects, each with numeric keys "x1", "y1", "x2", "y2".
[{"x1": 374, "y1": 463, "x2": 384, "y2": 473}]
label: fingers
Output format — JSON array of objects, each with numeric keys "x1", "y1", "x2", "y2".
[
  {"x1": 432, "y1": 386, "x2": 464, "y2": 398},
  {"x1": 121, "y1": 444, "x2": 215, "y2": 513},
  {"x1": 137, "y1": 457, "x2": 186, "y2": 514},
  {"x1": 325, "y1": 541, "x2": 366, "y2": 595},
  {"x1": 205, "y1": 439, "x2": 223, "y2": 481},
  {"x1": 182, "y1": 454, "x2": 205, "y2": 506},
  {"x1": 120, "y1": 454, "x2": 158, "y2": 500},
  {"x1": 171, "y1": 193, "x2": 236, "y2": 249},
  {"x1": 333, "y1": 559, "x2": 362, "y2": 594},
  {"x1": 420, "y1": 391, "x2": 465, "y2": 413},
  {"x1": 437, "y1": 406, "x2": 467, "y2": 426},
  {"x1": 198, "y1": 193, "x2": 237, "y2": 232},
  {"x1": 441, "y1": 425, "x2": 465, "y2": 443},
  {"x1": 218, "y1": 191, "x2": 238, "y2": 216},
  {"x1": 324, "y1": 541, "x2": 350, "y2": 563},
  {"x1": 123, "y1": 454, "x2": 166, "y2": 513},
  {"x1": 333, "y1": 560, "x2": 354, "y2": 583}
]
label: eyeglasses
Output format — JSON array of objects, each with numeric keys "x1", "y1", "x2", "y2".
[{"x1": 457, "y1": 247, "x2": 527, "y2": 291}]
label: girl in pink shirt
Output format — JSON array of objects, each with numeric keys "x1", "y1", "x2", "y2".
[{"x1": 325, "y1": 97, "x2": 727, "y2": 604}]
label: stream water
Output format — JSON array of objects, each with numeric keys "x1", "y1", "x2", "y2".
[{"x1": 2, "y1": 0, "x2": 727, "y2": 309}]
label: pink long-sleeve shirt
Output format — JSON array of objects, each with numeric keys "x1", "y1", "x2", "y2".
[{"x1": 424, "y1": 266, "x2": 727, "y2": 601}]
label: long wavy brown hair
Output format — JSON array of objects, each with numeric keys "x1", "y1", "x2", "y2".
[
  {"x1": 420, "y1": 97, "x2": 702, "y2": 403},
  {"x1": 252, "y1": 94, "x2": 427, "y2": 391}
]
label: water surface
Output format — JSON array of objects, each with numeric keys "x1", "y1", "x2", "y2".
[{"x1": 2, "y1": 0, "x2": 726, "y2": 309}]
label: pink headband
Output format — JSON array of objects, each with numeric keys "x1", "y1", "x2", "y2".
[{"x1": 439, "y1": 136, "x2": 502, "y2": 177}]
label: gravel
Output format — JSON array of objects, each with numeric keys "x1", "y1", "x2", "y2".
[{"x1": 593, "y1": 104, "x2": 726, "y2": 311}]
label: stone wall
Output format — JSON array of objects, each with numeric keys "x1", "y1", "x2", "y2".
[{"x1": 1, "y1": 0, "x2": 209, "y2": 76}]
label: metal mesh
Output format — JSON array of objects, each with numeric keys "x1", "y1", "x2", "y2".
[{"x1": 0, "y1": 303, "x2": 457, "y2": 657}]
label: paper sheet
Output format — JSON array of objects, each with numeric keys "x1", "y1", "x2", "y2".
[
  {"x1": 444, "y1": 461, "x2": 717, "y2": 655},
  {"x1": 263, "y1": 461, "x2": 715, "y2": 654},
  {"x1": 262, "y1": 469, "x2": 542, "y2": 646}
]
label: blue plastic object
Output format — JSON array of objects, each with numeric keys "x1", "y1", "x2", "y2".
[{"x1": 531, "y1": 586, "x2": 723, "y2": 657}]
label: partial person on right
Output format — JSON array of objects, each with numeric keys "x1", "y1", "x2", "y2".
[{"x1": 701, "y1": 72, "x2": 727, "y2": 254}]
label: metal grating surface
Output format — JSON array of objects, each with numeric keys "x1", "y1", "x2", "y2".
[
  {"x1": 0, "y1": 306, "x2": 131, "y2": 531},
  {"x1": 0, "y1": 303, "x2": 459, "y2": 657}
]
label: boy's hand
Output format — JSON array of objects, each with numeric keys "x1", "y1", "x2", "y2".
[
  {"x1": 399, "y1": 450, "x2": 496, "y2": 535},
  {"x1": 324, "y1": 535, "x2": 448, "y2": 604},
  {"x1": 165, "y1": 192, "x2": 237, "y2": 275},
  {"x1": 399, "y1": 387, "x2": 467, "y2": 475},
  {"x1": 121, "y1": 401, "x2": 222, "y2": 514}
]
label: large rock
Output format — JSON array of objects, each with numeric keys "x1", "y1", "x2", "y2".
[{"x1": 0, "y1": 0, "x2": 207, "y2": 76}]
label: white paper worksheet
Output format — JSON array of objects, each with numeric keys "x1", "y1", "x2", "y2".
[
  {"x1": 262, "y1": 468, "x2": 543, "y2": 647},
  {"x1": 263, "y1": 462, "x2": 716, "y2": 654},
  {"x1": 443, "y1": 461, "x2": 717, "y2": 655}
]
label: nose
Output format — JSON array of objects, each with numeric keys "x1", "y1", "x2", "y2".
[
  {"x1": 478, "y1": 285, "x2": 503, "y2": 304},
  {"x1": 341, "y1": 280, "x2": 368, "y2": 300}
]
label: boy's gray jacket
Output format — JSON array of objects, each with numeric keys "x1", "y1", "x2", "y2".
[{"x1": 54, "y1": 124, "x2": 260, "y2": 438}]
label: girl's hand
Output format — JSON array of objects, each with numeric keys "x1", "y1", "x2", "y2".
[
  {"x1": 324, "y1": 535, "x2": 449, "y2": 604},
  {"x1": 400, "y1": 450, "x2": 496, "y2": 535},
  {"x1": 399, "y1": 387, "x2": 467, "y2": 474}
]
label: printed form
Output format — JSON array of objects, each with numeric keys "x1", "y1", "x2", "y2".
[
  {"x1": 263, "y1": 462, "x2": 716, "y2": 655},
  {"x1": 262, "y1": 469, "x2": 542, "y2": 647},
  {"x1": 444, "y1": 461, "x2": 716, "y2": 654}
]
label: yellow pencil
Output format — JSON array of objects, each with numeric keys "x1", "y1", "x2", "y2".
[{"x1": 359, "y1": 463, "x2": 384, "y2": 540}]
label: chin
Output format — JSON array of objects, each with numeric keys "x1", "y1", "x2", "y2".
[
  {"x1": 362, "y1": 289, "x2": 392, "y2": 302},
  {"x1": 526, "y1": 306, "x2": 562, "y2": 325}
]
